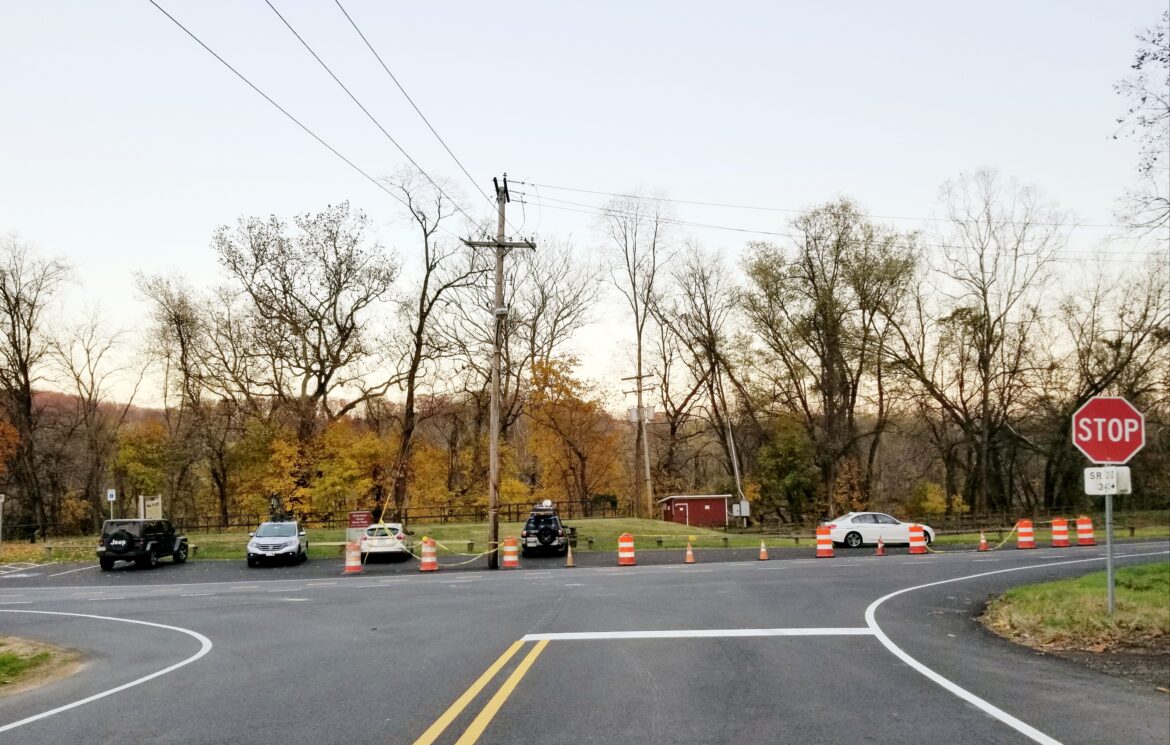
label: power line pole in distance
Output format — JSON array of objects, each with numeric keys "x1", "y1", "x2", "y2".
[
  {"x1": 622, "y1": 373, "x2": 655, "y2": 518},
  {"x1": 463, "y1": 175, "x2": 534, "y2": 569}
]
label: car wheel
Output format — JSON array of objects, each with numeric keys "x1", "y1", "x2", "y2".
[
  {"x1": 925, "y1": 531, "x2": 933, "y2": 546},
  {"x1": 299, "y1": 548, "x2": 308, "y2": 563},
  {"x1": 99, "y1": 557, "x2": 114, "y2": 571},
  {"x1": 844, "y1": 532, "x2": 863, "y2": 549},
  {"x1": 173, "y1": 543, "x2": 188, "y2": 564},
  {"x1": 138, "y1": 548, "x2": 159, "y2": 569}
]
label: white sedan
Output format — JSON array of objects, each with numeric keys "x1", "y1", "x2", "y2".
[
  {"x1": 823, "y1": 512, "x2": 935, "y2": 548},
  {"x1": 359, "y1": 523, "x2": 413, "y2": 561}
]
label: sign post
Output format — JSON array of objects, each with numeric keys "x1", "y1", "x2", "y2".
[
  {"x1": 0, "y1": 493, "x2": 6, "y2": 558},
  {"x1": 1072, "y1": 397, "x2": 1145, "y2": 616},
  {"x1": 106, "y1": 488, "x2": 116, "y2": 520}
]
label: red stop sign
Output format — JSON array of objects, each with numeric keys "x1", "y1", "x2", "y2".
[{"x1": 1072, "y1": 396, "x2": 1144, "y2": 464}]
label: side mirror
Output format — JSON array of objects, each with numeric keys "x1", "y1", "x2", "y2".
[
  {"x1": 248, "y1": 532, "x2": 255, "y2": 538},
  {"x1": 406, "y1": 529, "x2": 415, "y2": 536},
  {"x1": 299, "y1": 530, "x2": 306, "y2": 537}
]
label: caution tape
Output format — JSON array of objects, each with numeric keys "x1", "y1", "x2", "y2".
[{"x1": 925, "y1": 523, "x2": 1019, "y2": 554}]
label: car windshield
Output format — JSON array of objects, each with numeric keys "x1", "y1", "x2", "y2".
[
  {"x1": 527, "y1": 515, "x2": 559, "y2": 529},
  {"x1": 367, "y1": 525, "x2": 402, "y2": 537},
  {"x1": 103, "y1": 521, "x2": 142, "y2": 536},
  {"x1": 255, "y1": 523, "x2": 296, "y2": 538}
]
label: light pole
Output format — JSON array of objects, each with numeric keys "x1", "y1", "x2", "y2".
[{"x1": 0, "y1": 493, "x2": 6, "y2": 558}]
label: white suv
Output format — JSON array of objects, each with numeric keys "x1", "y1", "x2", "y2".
[{"x1": 246, "y1": 521, "x2": 309, "y2": 566}]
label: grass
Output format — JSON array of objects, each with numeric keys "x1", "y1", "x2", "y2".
[
  {"x1": 0, "y1": 641, "x2": 51, "y2": 686},
  {"x1": 983, "y1": 561, "x2": 1170, "y2": 649}
]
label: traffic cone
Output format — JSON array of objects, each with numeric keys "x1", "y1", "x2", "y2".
[
  {"x1": 565, "y1": 542, "x2": 575, "y2": 568},
  {"x1": 618, "y1": 533, "x2": 636, "y2": 566},
  {"x1": 1017, "y1": 520, "x2": 1036, "y2": 549},
  {"x1": 908, "y1": 524, "x2": 927, "y2": 555},
  {"x1": 815, "y1": 526, "x2": 834, "y2": 558},
  {"x1": 502, "y1": 536, "x2": 520, "y2": 569},
  {"x1": 874, "y1": 537, "x2": 885, "y2": 556},
  {"x1": 342, "y1": 541, "x2": 363, "y2": 575},
  {"x1": 1051, "y1": 518, "x2": 1070, "y2": 548},
  {"x1": 1076, "y1": 516, "x2": 1096, "y2": 546},
  {"x1": 978, "y1": 531, "x2": 989, "y2": 552},
  {"x1": 758, "y1": 540, "x2": 768, "y2": 561},
  {"x1": 419, "y1": 537, "x2": 438, "y2": 572},
  {"x1": 684, "y1": 541, "x2": 696, "y2": 564}
]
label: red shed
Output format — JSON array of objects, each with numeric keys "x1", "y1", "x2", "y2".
[{"x1": 657, "y1": 494, "x2": 732, "y2": 528}]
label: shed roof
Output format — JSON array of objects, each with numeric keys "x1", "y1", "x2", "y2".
[{"x1": 656, "y1": 494, "x2": 733, "y2": 504}]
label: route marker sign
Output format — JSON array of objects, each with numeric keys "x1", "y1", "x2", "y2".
[
  {"x1": 1084, "y1": 466, "x2": 1132, "y2": 495},
  {"x1": 1071, "y1": 396, "x2": 1144, "y2": 464}
]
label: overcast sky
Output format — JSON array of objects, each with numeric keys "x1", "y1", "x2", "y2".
[{"x1": 1, "y1": 1, "x2": 1163, "y2": 405}]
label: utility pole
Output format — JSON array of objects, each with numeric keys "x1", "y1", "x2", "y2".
[
  {"x1": 622, "y1": 374, "x2": 655, "y2": 518},
  {"x1": 463, "y1": 174, "x2": 534, "y2": 569}
]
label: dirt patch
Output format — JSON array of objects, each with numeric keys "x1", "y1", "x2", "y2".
[
  {"x1": 1037, "y1": 636, "x2": 1170, "y2": 691},
  {"x1": 0, "y1": 636, "x2": 85, "y2": 698}
]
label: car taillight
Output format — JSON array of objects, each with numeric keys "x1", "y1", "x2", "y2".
[
  {"x1": 396, "y1": 534, "x2": 405, "y2": 541},
  {"x1": 521, "y1": 530, "x2": 528, "y2": 538},
  {"x1": 557, "y1": 529, "x2": 564, "y2": 537},
  {"x1": 828, "y1": 524, "x2": 837, "y2": 530}
]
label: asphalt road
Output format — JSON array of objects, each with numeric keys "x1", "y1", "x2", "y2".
[{"x1": 0, "y1": 542, "x2": 1167, "y2": 745}]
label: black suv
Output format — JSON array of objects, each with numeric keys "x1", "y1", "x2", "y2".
[
  {"x1": 97, "y1": 519, "x2": 189, "y2": 570},
  {"x1": 520, "y1": 502, "x2": 569, "y2": 557}
]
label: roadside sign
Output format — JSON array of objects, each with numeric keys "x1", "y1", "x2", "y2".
[
  {"x1": 106, "y1": 488, "x2": 116, "y2": 502},
  {"x1": 1084, "y1": 466, "x2": 1132, "y2": 495},
  {"x1": 1071, "y1": 397, "x2": 1145, "y2": 464},
  {"x1": 348, "y1": 511, "x2": 373, "y2": 529}
]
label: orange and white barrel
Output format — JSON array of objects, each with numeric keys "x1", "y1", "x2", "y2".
[
  {"x1": 618, "y1": 533, "x2": 636, "y2": 566},
  {"x1": 419, "y1": 537, "x2": 438, "y2": 572},
  {"x1": 908, "y1": 524, "x2": 927, "y2": 555},
  {"x1": 502, "y1": 536, "x2": 520, "y2": 569},
  {"x1": 815, "y1": 526, "x2": 834, "y2": 558},
  {"x1": 1076, "y1": 516, "x2": 1096, "y2": 546},
  {"x1": 1051, "y1": 518, "x2": 1070, "y2": 548},
  {"x1": 343, "y1": 541, "x2": 363, "y2": 574},
  {"x1": 1017, "y1": 520, "x2": 1036, "y2": 549}
]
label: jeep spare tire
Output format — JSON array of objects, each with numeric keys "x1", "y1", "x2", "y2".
[
  {"x1": 108, "y1": 530, "x2": 134, "y2": 554},
  {"x1": 537, "y1": 527, "x2": 556, "y2": 546}
]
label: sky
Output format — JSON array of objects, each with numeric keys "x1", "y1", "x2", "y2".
[{"x1": 1, "y1": 1, "x2": 1164, "y2": 407}]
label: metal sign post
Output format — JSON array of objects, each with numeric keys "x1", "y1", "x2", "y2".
[
  {"x1": 1084, "y1": 466, "x2": 1132, "y2": 615},
  {"x1": 0, "y1": 493, "x2": 6, "y2": 557},
  {"x1": 106, "y1": 488, "x2": 116, "y2": 520}
]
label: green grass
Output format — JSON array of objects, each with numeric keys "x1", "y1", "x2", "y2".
[
  {"x1": 983, "y1": 561, "x2": 1170, "y2": 648},
  {"x1": 0, "y1": 643, "x2": 51, "y2": 686}
]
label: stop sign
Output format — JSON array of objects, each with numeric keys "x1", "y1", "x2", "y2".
[{"x1": 1072, "y1": 397, "x2": 1145, "y2": 464}]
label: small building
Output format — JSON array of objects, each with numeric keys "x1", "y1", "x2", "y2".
[{"x1": 657, "y1": 494, "x2": 732, "y2": 528}]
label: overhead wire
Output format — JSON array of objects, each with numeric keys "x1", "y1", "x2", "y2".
[
  {"x1": 511, "y1": 191, "x2": 1160, "y2": 263},
  {"x1": 332, "y1": 0, "x2": 522, "y2": 237},
  {"x1": 263, "y1": 0, "x2": 482, "y2": 229},
  {"x1": 513, "y1": 180, "x2": 1127, "y2": 231},
  {"x1": 145, "y1": 0, "x2": 469, "y2": 241}
]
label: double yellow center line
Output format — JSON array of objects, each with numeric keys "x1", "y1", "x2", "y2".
[{"x1": 412, "y1": 639, "x2": 549, "y2": 745}]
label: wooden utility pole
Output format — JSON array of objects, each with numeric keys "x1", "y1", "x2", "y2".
[
  {"x1": 463, "y1": 175, "x2": 534, "y2": 569},
  {"x1": 622, "y1": 373, "x2": 655, "y2": 518}
]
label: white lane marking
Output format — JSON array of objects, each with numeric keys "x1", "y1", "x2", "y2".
[
  {"x1": 282, "y1": 598, "x2": 308, "y2": 602},
  {"x1": 48, "y1": 565, "x2": 99, "y2": 578},
  {"x1": 522, "y1": 628, "x2": 874, "y2": 641},
  {"x1": 181, "y1": 593, "x2": 213, "y2": 597},
  {"x1": 229, "y1": 585, "x2": 260, "y2": 591},
  {"x1": 0, "y1": 609, "x2": 213, "y2": 734},
  {"x1": 88, "y1": 597, "x2": 125, "y2": 601},
  {"x1": 865, "y1": 549, "x2": 1170, "y2": 745},
  {"x1": 267, "y1": 587, "x2": 302, "y2": 592},
  {"x1": 0, "y1": 601, "x2": 33, "y2": 605},
  {"x1": 972, "y1": 559, "x2": 1001, "y2": 563},
  {"x1": 305, "y1": 581, "x2": 336, "y2": 586}
]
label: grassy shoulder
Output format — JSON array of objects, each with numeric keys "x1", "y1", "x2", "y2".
[
  {"x1": 982, "y1": 561, "x2": 1170, "y2": 650},
  {"x1": 0, "y1": 637, "x2": 82, "y2": 696}
]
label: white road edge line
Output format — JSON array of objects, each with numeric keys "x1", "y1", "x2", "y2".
[
  {"x1": 522, "y1": 628, "x2": 874, "y2": 641},
  {"x1": 865, "y1": 548, "x2": 1170, "y2": 745},
  {"x1": 49, "y1": 565, "x2": 99, "y2": 578},
  {"x1": 0, "y1": 609, "x2": 213, "y2": 734}
]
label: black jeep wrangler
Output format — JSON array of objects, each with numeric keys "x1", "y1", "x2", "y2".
[{"x1": 97, "y1": 519, "x2": 189, "y2": 570}]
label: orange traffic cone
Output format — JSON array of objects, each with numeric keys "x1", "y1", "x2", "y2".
[
  {"x1": 816, "y1": 526, "x2": 834, "y2": 558},
  {"x1": 978, "y1": 531, "x2": 989, "y2": 552},
  {"x1": 1051, "y1": 518, "x2": 1070, "y2": 548},
  {"x1": 502, "y1": 536, "x2": 520, "y2": 568},
  {"x1": 618, "y1": 533, "x2": 636, "y2": 566},
  {"x1": 875, "y1": 537, "x2": 886, "y2": 556},
  {"x1": 908, "y1": 524, "x2": 928, "y2": 555},
  {"x1": 342, "y1": 541, "x2": 363, "y2": 575},
  {"x1": 758, "y1": 540, "x2": 768, "y2": 561},
  {"x1": 565, "y1": 542, "x2": 575, "y2": 568},
  {"x1": 684, "y1": 541, "x2": 696, "y2": 564},
  {"x1": 419, "y1": 537, "x2": 438, "y2": 572},
  {"x1": 1076, "y1": 516, "x2": 1096, "y2": 546},
  {"x1": 1017, "y1": 520, "x2": 1036, "y2": 550}
]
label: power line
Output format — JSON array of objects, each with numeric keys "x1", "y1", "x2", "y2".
[
  {"x1": 264, "y1": 0, "x2": 482, "y2": 229},
  {"x1": 513, "y1": 180, "x2": 1126, "y2": 231},
  {"x1": 332, "y1": 0, "x2": 510, "y2": 230},
  {"x1": 511, "y1": 192, "x2": 1159, "y2": 263},
  {"x1": 145, "y1": 0, "x2": 467, "y2": 241}
]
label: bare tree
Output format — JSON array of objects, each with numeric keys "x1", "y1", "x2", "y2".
[
  {"x1": 0, "y1": 236, "x2": 71, "y2": 535},
  {"x1": 602, "y1": 195, "x2": 670, "y2": 517}
]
